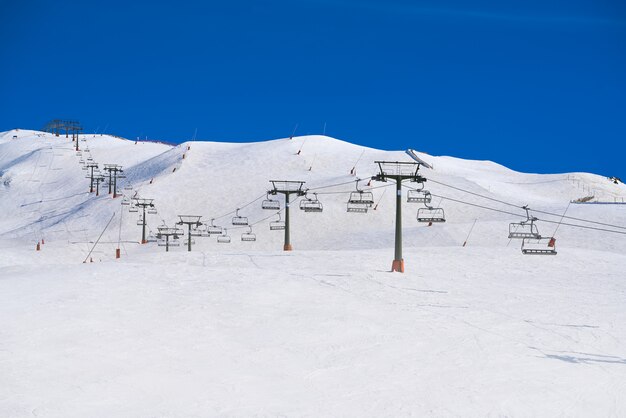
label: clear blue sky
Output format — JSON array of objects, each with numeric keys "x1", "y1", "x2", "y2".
[{"x1": 1, "y1": 0, "x2": 624, "y2": 177}]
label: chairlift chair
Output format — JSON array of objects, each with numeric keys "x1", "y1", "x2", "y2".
[
  {"x1": 407, "y1": 187, "x2": 432, "y2": 204},
  {"x1": 190, "y1": 224, "x2": 208, "y2": 237},
  {"x1": 124, "y1": 184, "x2": 133, "y2": 191},
  {"x1": 262, "y1": 192, "x2": 280, "y2": 210},
  {"x1": 76, "y1": 151, "x2": 82, "y2": 156},
  {"x1": 217, "y1": 228, "x2": 231, "y2": 243},
  {"x1": 347, "y1": 201, "x2": 369, "y2": 213},
  {"x1": 241, "y1": 226, "x2": 257, "y2": 242},
  {"x1": 300, "y1": 192, "x2": 323, "y2": 213},
  {"x1": 207, "y1": 218, "x2": 223, "y2": 235},
  {"x1": 137, "y1": 217, "x2": 144, "y2": 225},
  {"x1": 147, "y1": 232, "x2": 157, "y2": 243},
  {"x1": 129, "y1": 205, "x2": 138, "y2": 213},
  {"x1": 508, "y1": 206, "x2": 541, "y2": 239},
  {"x1": 348, "y1": 180, "x2": 375, "y2": 206},
  {"x1": 232, "y1": 208, "x2": 248, "y2": 226},
  {"x1": 270, "y1": 213, "x2": 286, "y2": 230},
  {"x1": 147, "y1": 207, "x2": 158, "y2": 215},
  {"x1": 417, "y1": 206, "x2": 446, "y2": 223},
  {"x1": 521, "y1": 237, "x2": 557, "y2": 255},
  {"x1": 121, "y1": 196, "x2": 131, "y2": 206}
]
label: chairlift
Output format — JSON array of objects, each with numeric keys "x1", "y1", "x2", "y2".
[
  {"x1": 300, "y1": 192, "x2": 323, "y2": 213},
  {"x1": 76, "y1": 151, "x2": 82, "y2": 156},
  {"x1": 241, "y1": 226, "x2": 257, "y2": 242},
  {"x1": 232, "y1": 208, "x2": 248, "y2": 226},
  {"x1": 207, "y1": 218, "x2": 223, "y2": 235},
  {"x1": 521, "y1": 237, "x2": 557, "y2": 255},
  {"x1": 417, "y1": 206, "x2": 446, "y2": 223},
  {"x1": 137, "y1": 217, "x2": 144, "y2": 225},
  {"x1": 347, "y1": 201, "x2": 369, "y2": 213},
  {"x1": 217, "y1": 228, "x2": 231, "y2": 243},
  {"x1": 270, "y1": 213, "x2": 285, "y2": 230},
  {"x1": 124, "y1": 184, "x2": 133, "y2": 191},
  {"x1": 129, "y1": 205, "x2": 138, "y2": 213},
  {"x1": 147, "y1": 232, "x2": 157, "y2": 243},
  {"x1": 407, "y1": 184, "x2": 432, "y2": 204},
  {"x1": 190, "y1": 224, "x2": 208, "y2": 237},
  {"x1": 508, "y1": 206, "x2": 541, "y2": 239},
  {"x1": 348, "y1": 180, "x2": 374, "y2": 206},
  {"x1": 79, "y1": 159, "x2": 85, "y2": 164},
  {"x1": 121, "y1": 196, "x2": 131, "y2": 206},
  {"x1": 147, "y1": 206, "x2": 157, "y2": 215},
  {"x1": 262, "y1": 192, "x2": 280, "y2": 210}
]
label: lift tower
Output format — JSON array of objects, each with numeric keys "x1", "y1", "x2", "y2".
[
  {"x1": 372, "y1": 161, "x2": 426, "y2": 273},
  {"x1": 132, "y1": 198, "x2": 155, "y2": 244},
  {"x1": 268, "y1": 180, "x2": 306, "y2": 251},
  {"x1": 103, "y1": 164, "x2": 125, "y2": 197},
  {"x1": 85, "y1": 162, "x2": 99, "y2": 193},
  {"x1": 177, "y1": 215, "x2": 202, "y2": 252},
  {"x1": 156, "y1": 225, "x2": 183, "y2": 252},
  {"x1": 93, "y1": 174, "x2": 105, "y2": 196}
]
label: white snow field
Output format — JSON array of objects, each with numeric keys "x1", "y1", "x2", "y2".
[{"x1": 1, "y1": 129, "x2": 625, "y2": 417}]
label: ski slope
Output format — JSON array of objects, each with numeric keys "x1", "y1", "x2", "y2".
[{"x1": 1, "y1": 129, "x2": 625, "y2": 417}]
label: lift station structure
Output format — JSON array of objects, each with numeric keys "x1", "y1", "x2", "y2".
[{"x1": 372, "y1": 161, "x2": 426, "y2": 273}]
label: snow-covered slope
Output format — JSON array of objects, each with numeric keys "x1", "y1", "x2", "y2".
[
  {"x1": 1, "y1": 129, "x2": 625, "y2": 417},
  {"x1": 1, "y1": 129, "x2": 625, "y2": 255}
]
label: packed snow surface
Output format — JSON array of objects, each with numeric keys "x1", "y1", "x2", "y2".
[{"x1": 1, "y1": 129, "x2": 625, "y2": 417}]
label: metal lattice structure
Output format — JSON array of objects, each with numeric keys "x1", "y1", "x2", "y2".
[{"x1": 372, "y1": 161, "x2": 427, "y2": 273}]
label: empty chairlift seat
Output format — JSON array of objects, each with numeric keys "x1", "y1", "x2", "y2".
[
  {"x1": 207, "y1": 219, "x2": 223, "y2": 235},
  {"x1": 347, "y1": 189, "x2": 374, "y2": 213},
  {"x1": 241, "y1": 226, "x2": 256, "y2": 242},
  {"x1": 417, "y1": 207, "x2": 446, "y2": 223},
  {"x1": 262, "y1": 193, "x2": 280, "y2": 210},
  {"x1": 300, "y1": 193, "x2": 323, "y2": 213},
  {"x1": 407, "y1": 188, "x2": 432, "y2": 204},
  {"x1": 270, "y1": 213, "x2": 285, "y2": 230},
  {"x1": 521, "y1": 237, "x2": 557, "y2": 255},
  {"x1": 121, "y1": 196, "x2": 131, "y2": 206},
  {"x1": 508, "y1": 207, "x2": 541, "y2": 239},
  {"x1": 217, "y1": 229, "x2": 231, "y2": 243},
  {"x1": 508, "y1": 221, "x2": 540, "y2": 239},
  {"x1": 232, "y1": 208, "x2": 248, "y2": 226}
]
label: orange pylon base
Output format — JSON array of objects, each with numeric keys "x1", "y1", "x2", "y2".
[
  {"x1": 36, "y1": 242, "x2": 40, "y2": 251},
  {"x1": 115, "y1": 248, "x2": 121, "y2": 259},
  {"x1": 284, "y1": 244, "x2": 293, "y2": 251},
  {"x1": 142, "y1": 240, "x2": 147, "y2": 244},
  {"x1": 391, "y1": 259, "x2": 404, "y2": 273}
]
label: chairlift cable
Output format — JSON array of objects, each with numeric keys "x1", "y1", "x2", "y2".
[
  {"x1": 426, "y1": 178, "x2": 626, "y2": 231},
  {"x1": 431, "y1": 193, "x2": 626, "y2": 236}
]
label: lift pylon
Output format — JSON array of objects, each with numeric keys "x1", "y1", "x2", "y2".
[
  {"x1": 132, "y1": 198, "x2": 156, "y2": 244},
  {"x1": 177, "y1": 215, "x2": 202, "y2": 251},
  {"x1": 372, "y1": 161, "x2": 427, "y2": 273},
  {"x1": 269, "y1": 180, "x2": 306, "y2": 251}
]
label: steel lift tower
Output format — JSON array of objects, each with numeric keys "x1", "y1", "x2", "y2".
[
  {"x1": 156, "y1": 225, "x2": 183, "y2": 252},
  {"x1": 132, "y1": 198, "x2": 156, "y2": 244},
  {"x1": 85, "y1": 162, "x2": 99, "y2": 193},
  {"x1": 268, "y1": 180, "x2": 306, "y2": 251},
  {"x1": 103, "y1": 164, "x2": 125, "y2": 197},
  {"x1": 177, "y1": 215, "x2": 202, "y2": 252},
  {"x1": 372, "y1": 161, "x2": 426, "y2": 273}
]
